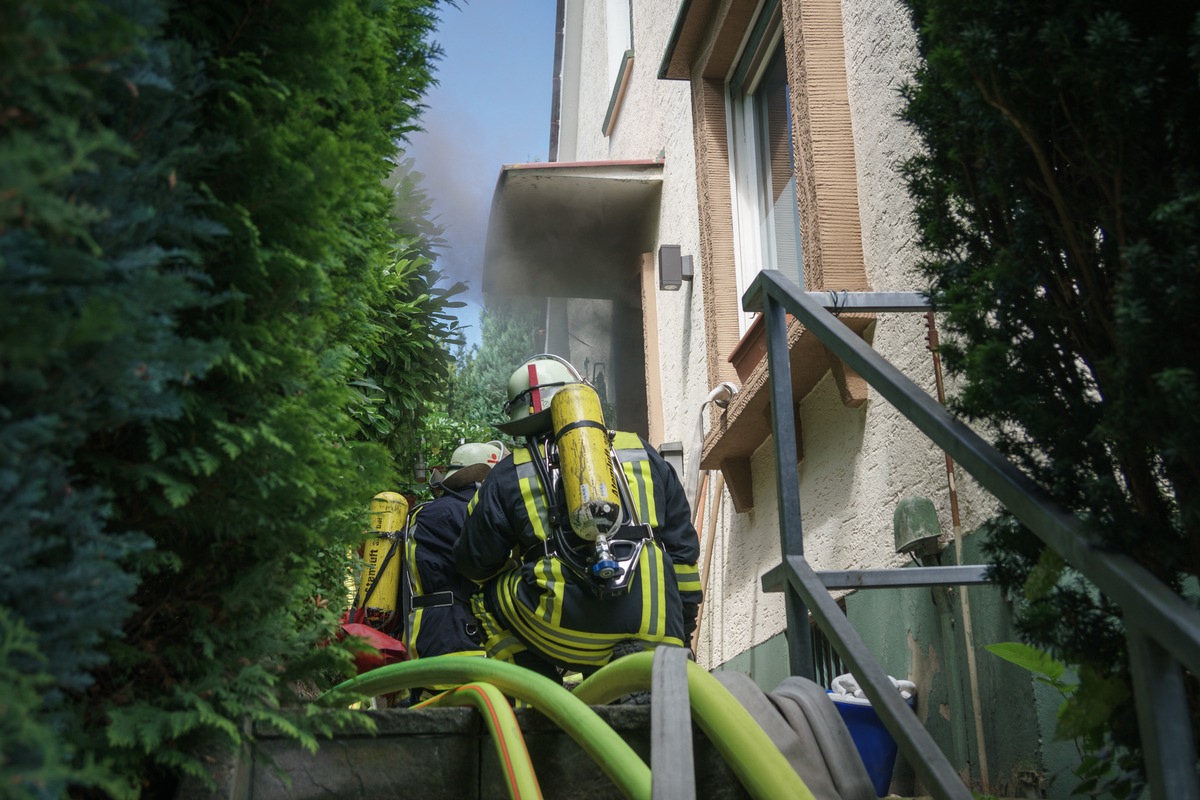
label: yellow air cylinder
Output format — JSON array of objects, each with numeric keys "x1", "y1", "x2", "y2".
[
  {"x1": 356, "y1": 491, "x2": 408, "y2": 627},
  {"x1": 551, "y1": 383, "x2": 621, "y2": 541}
]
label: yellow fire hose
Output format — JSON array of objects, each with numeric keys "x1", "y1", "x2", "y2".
[
  {"x1": 414, "y1": 682, "x2": 542, "y2": 800},
  {"x1": 572, "y1": 652, "x2": 817, "y2": 800},
  {"x1": 326, "y1": 657, "x2": 652, "y2": 800},
  {"x1": 328, "y1": 653, "x2": 817, "y2": 800}
]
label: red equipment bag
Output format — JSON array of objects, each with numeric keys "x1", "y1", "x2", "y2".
[{"x1": 338, "y1": 617, "x2": 408, "y2": 675}]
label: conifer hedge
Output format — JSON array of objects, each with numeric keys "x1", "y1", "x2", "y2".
[
  {"x1": 1, "y1": 0, "x2": 452, "y2": 795},
  {"x1": 900, "y1": 0, "x2": 1200, "y2": 793}
]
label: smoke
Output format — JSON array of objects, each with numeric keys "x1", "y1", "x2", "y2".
[
  {"x1": 403, "y1": 1, "x2": 554, "y2": 345},
  {"x1": 403, "y1": 105, "x2": 477, "y2": 293},
  {"x1": 405, "y1": 101, "x2": 503, "y2": 349}
]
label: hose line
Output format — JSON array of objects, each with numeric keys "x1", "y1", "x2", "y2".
[
  {"x1": 683, "y1": 382, "x2": 738, "y2": 510},
  {"x1": 327, "y1": 654, "x2": 816, "y2": 800},
  {"x1": 573, "y1": 653, "x2": 817, "y2": 800},
  {"x1": 415, "y1": 682, "x2": 542, "y2": 800},
  {"x1": 325, "y1": 657, "x2": 651, "y2": 800}
]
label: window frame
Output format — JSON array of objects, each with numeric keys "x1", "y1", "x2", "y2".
[
  {"x1": 726, "y1": 0, "x2": 803, "y2": 334},
  {"x1": 602, "y1": 0, "x2": 635, "y2": 137},
  {"x1": 605, "y1": 0, "x2": 633, "y2": 88}
]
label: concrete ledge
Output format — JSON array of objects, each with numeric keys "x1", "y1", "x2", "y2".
[{"x1": 179, "y1": 706, "x2": 752, "y2": 799}]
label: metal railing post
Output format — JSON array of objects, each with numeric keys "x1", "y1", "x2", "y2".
[
  {"x1": 1127, "y1": 625, "x2": 1198, "y2": 798},
  {"x1": 784, "y1": 555, "x2": 973, "y2": 799},
  {"x1": 763, "y1": 294, "x2": 814, "y2": 680},
  {"x1": 742, "y1": 269, "x2": 1200, "y2": 800}
]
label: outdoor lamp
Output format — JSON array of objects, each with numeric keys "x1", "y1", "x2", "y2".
[{"x1": 658, "y1": 245, "x2": 694, "y2": 291}]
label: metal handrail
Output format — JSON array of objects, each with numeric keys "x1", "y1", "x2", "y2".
[{"x1": 743, "y1": 269, "x2": 1200, "y2": 800}]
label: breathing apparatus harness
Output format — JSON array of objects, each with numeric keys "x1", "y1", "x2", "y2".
[{"x1": 522, "y1": 385, "x2": 654, "y2": 599}]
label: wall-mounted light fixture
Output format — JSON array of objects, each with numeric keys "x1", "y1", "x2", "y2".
[
  {"x1": 658, "y1": 441, "x2": 685, "y2": 479},
  {"x1": 893, "y1": 496, "x2": 945, "y2": 560},
  {"x1": 658, "y1": 244, "x2": 694, "y2": 291}
]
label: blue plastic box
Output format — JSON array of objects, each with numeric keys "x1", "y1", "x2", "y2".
[{"x1": 829, "y1": 692, "x2": 917, "y2": 797}]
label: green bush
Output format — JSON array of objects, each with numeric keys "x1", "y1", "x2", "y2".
[
  {"x1": 1, "y1": 0, "x2": 451, "y2": 795},
  {"x1": 900, "y1": 0, "x2": 1200, "y2": 793},
  {"x1": 448, "y1": 295, "x2": 544, "y2": 441}
]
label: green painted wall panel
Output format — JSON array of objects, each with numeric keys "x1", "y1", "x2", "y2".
[{"x1": 711, "y1": 529, "x2": 1082, "y2": 798}]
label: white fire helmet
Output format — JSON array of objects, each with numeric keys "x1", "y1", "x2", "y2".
[
  {"x1": 439, "y1": 440, "x2": 507, "y2": 489},
  {"x1": 496, "y1": 354, "x2": 584, "y2": 436}
]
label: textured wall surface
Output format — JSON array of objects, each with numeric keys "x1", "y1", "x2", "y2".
[
  {"x1": 179, "y1": 706, "x2": 754, "y2": 800},
  {"x1": 558, "y1": 0, "x2": 991, "y2": 674},
  {"x1": 532, "y1": 1, "x2": 1063, "y2": 794},
  {"x1": 563, "y1": 2, "x2": 710, "y2": 449}
]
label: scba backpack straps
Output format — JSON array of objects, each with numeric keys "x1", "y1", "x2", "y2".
[
  {"x1": 352, "y1": 492, "x2": 409, "y2": 633},
  {"x1": 521, "y1": 434, "x2": 656, "y2": 598}
]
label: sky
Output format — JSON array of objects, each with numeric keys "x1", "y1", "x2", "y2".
[{"x1": 405, "y1": 1, "x2": 559, "y2": 348}]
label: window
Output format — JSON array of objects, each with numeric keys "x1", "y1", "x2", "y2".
[
  {"x1": 728, "y1": 0, "x2": 803, "y2": 332},
  {"x1": 662, "y1": 0, "x2": 873, "y2": 507},
  {"x1": 606, "y1": 0, "x2": 632, "y2": 89},
  {"x1": 602, "y1": 0, "x2": 634, "y2": 136}
]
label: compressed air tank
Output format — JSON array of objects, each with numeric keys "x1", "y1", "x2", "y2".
[
  {"x1": 356, "y1": 491, "x2": 408, "y2": 627},
  {"x1": 551, "y1": 383, "x2": 621, "y2": 541}
]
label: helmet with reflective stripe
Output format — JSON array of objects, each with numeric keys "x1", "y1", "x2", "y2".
[
  {"x1": 439, "y1": 440, "x2": 507, "y2": 489},
  {"x1": 496, "y1": 354, "x2": 584, "y2": 436}
]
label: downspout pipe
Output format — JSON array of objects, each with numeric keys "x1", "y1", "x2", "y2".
[
  {"x1": 548, "y1": 0, "x2": 565, "y2": 163},
  {"x1": 684, "y1": 382, "x2": 738, "y2": 511}
]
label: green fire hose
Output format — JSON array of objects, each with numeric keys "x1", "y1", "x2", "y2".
[
  {"x1": 327, "y1": 656, "x2": 651, "y2": 800},
  {"x1": 326, "y1": 652, "x2": 816, "y2": 800},
  {"x1": 572, "y1": 652, "x2": 817, "y2": 800}
]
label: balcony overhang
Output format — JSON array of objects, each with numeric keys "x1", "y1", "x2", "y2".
[{"x1": 482, "y1": 160, "x2": 664, "y2": 300}]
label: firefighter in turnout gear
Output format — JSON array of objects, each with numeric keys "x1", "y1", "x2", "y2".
[
  {"x1": 453, "y1": 355, "x2": 702, "y2": 681},
  {"x1": 402, "y1": 441, "x2": 505, "y2": 663}
]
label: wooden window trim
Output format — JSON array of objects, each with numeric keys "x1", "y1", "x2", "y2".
[{"x1": 674, "y1": 0, "x2": 872, "y2": 510}]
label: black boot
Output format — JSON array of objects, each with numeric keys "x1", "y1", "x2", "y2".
[{"x1": 610, "y1": 639, "x2": 651, "y2": 705}]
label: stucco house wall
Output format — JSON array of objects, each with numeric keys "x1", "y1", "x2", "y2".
[
  {"x1": 563, "y1": 3, "x2": 712, "y2": 451},
  {"x1": 555, "y1": 0, "x2": 994, "y2": 668},
  {"x1": 546, "y1": 3, "x2": 1051, "y2": 793}
]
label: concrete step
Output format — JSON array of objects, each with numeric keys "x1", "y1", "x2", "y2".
[{"x1": 182, "y1": 705, "x2": 753, "y2": 799}]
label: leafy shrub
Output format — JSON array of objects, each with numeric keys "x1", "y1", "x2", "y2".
[
  {"x1": 901, "y1": 0, "x2": 1200, "y2": 790},
  {"x1": 1, "y1": 0, "x2": 452, "y2": 794}
]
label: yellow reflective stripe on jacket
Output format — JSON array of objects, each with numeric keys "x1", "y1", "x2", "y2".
[
  {"x1": 532, "y1": 553, "x2": 564, "y2": 627},
  {"x1": 473, "y1": 594, "x2": 526, "y2": 663},
  {"x1": 513, "y1": 446, "x2": 550, "y2": 542},
  {"x1": 404, "y1": 505, "x2": 425, "y2": 596},
  {"x1": 403, "y1": 505, "x2": 423, "y2": 650},
  {"x1": 515, "y1": 436, "x2": 656, "y2": 533},
  {"x1": 409, "y1": 606, "x2": 426, "y2": 655},
  {"x1": 612, "y1": 431, "x2": 656, "y2": 527},
  {"x1": 494, "y1": 572, "x2": 605, "y2": 666},
  {"x1": 495, "y1": 581, "x2": 617, "y2": 668},
  {"x1": 673, "y1": 562, "x2": 701, "y2": 594},
  {"x1": 638, "y1": 540, "x2": 664, "y2": 638},
  {"x1": 493, "y1": 545, "x2": 682, "y2": 667}
]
